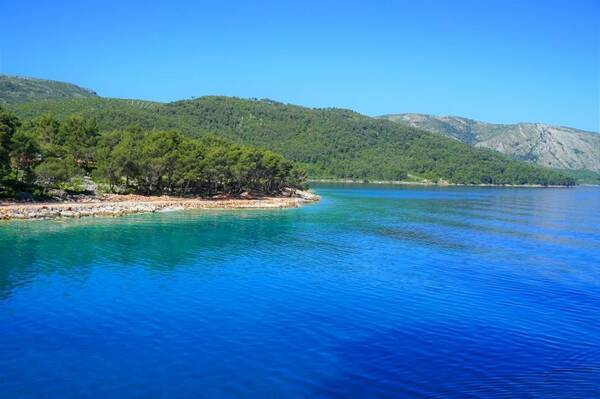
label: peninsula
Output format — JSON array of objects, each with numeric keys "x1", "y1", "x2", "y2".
[
  {"x1": 0, "y1": 104, "x2": 317, "y2": 220},
  {"x1": 0, "y1": 190, "x2": 319, "y2": 221}
]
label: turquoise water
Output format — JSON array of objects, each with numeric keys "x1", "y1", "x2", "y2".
[{"x1": 1, "y1": 184, "x2": 599, "y2": 398}]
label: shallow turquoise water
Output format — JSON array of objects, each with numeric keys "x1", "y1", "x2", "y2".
[{"x1": 1, "y1": 185, "x2": 599, "y2": 398}]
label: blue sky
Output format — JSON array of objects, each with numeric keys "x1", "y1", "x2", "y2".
[{"x1": 1, "y1": 0, "x2": 599, "y2": 131}]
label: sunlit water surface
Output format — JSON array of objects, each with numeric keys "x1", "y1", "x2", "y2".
[{"x1": 1, "y1": 185, "x2": 599, "y2": 398}]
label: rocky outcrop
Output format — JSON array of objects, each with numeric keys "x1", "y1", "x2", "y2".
[
  {"x1": 282, "y1": 187, "x2": 321, "y2": 201},
  {"x1": 381, "y1": 113, "x2": 600, "y2": 172},
  {"x1": 476, "y1": 124, "x2": 600, "y2": 171},
  {"x1": 0, "y1": 191, "x2": 320, "y2": 221}
]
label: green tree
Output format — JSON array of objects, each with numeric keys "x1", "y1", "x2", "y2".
[
  {"x1": 0, "y1": 105, "x2": 21, "y2": 177},
  {"x1": 93, "y1": 130, "x2": 123, "y2": 191},
  {"x1": 34, "y1": 156, "x2": 80, "y2": 188},
  {"x1": 10, "y1": 129, "x2": 41, "y2": 183}
]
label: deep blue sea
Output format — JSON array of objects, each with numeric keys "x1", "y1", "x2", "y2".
[{"x1": 1, "y1": 185, "x2": 599, "y2": 398}]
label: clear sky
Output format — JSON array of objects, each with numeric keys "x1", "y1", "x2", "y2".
[{"x1": 1, "y1": 0, "x2": 599, "y2": 131}]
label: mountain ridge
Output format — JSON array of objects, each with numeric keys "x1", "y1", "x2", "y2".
[
  {"x1": 0, "y1": 75, "x2": 578, "y2": 186},
  {"x1": 0, "y1": 74, "x2": 97, "y2": 105},
  {"x1": 380, "y1": 113, "x2": 600, "y2": 173}
]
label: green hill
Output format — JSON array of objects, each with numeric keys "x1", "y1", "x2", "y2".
[
  {"x1": 5, "y1": 92, "x2": 576, "y2": 186},
  {"x1": 0, "y1": 75, "x2": 97, "y2": 105},
  {"x1": 0, "y1": 105, "x2": 307, "y2": 198}
]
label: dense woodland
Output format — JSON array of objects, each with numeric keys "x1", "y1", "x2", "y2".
[
  {"x1": 0, "y1": 105, "x2": 306, "y2": 198},
  {"x1": 10, "y1": 96, "x2": 577, "y2": 186}
]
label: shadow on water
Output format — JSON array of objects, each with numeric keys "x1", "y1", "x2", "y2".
[
  {"x1": 2, "y1": 185, "x2": 600, "y2": 299},
  {"x1": 0, "y1": 209, "x2": 306, "y2": 299}
]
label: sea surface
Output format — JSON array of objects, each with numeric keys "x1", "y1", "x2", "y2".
[{"x1": 1, "y1": 184, "x2": 599, "y2": 398}]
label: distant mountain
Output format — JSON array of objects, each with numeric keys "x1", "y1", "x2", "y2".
[
  {"x1": 0, "y1": 75, "x2": 97, "y2": 104},
  {"x1": 2, "y1": 75, "x2": 577, "y2": 186},
  {"x1": 381, "y1": 113, "x2": 600, "y2": 173}
]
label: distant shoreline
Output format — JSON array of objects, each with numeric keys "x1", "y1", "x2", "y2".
[
  {"x1": 308, "y1": 178, "x2": 576, "y2": 188},
  {"x1": 0, "y1": 191, "x2": 320, "y2": 221}
]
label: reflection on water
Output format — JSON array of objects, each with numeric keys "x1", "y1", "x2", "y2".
[{"x1": 1, "y1": 185, "x2": 599, "y2": 398}]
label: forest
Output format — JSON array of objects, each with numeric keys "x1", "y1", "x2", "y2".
[
  {"x1": 10, "y1": 96, "x2": 577, "y2": 186},
  {"x1": 0, "y1": 105, "x2": 306, "y2": 198}
]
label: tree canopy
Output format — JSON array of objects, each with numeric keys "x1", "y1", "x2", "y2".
[
  {"x1": 0, "y1": 106, "x2": 306, "y2": 198},
  {"x1": 9, "y1": 96, "x2": 577, "y2": 186}
]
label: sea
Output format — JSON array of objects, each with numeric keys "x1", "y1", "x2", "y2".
[{"x1": 1, "y1": 184, "x2": 599, "y2": 398}]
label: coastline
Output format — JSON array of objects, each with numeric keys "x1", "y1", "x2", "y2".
[
  {"x1": 0, "y1": 191, "x2": 320, "y2": 221},
  {"x1": 308, "y1": 178, "x2": 576, "y2": 188}
]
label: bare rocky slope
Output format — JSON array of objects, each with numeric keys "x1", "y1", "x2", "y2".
[{"x1": 381, "y1": 113, "x2": 600, "y2": 173}]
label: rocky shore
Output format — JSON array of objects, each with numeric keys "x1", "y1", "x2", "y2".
[{"x1": 0, "y1": 189, "x2": 320, "y2": 221}]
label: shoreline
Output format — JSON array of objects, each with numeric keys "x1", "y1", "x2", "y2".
[
  {"x1": 0, "y1": 191, "x2": 320, "y2": 221},
  {"x1": 308, "y1": 178, "x2": 576, "y2": 188}
]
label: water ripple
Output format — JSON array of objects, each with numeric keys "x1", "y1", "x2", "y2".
[{"x1": 1, "y1": 185, "x2": 599, "y2": 398}]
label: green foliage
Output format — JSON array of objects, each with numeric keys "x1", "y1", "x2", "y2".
[
  {"x1": 551, "y1": 168, "x2": 600, "y2": 185},
  {"x1": 34, "y1": 157, "x2": 80, "y2": 188},
  {"x1": 0, "y1": 109, "x2": 306, "y2": 197},
  {"x1": 10, "y1": 128, "x2": 40, "y2": 183},
  {"x1": 60, "y1": 115, "x2": 99, "y2": 167},
  {"x1": 8, "y1": 96, "x2": 576, "y2": 186},
  {"x1": 0, "y1": 75, "x2": 97, "y2": 105},
  {"x1": 0, "y1": 105, "x2": 21, "y2": 177},
  {"x1": 94, "y1": 129, "x2": 306, "y2": 195}
]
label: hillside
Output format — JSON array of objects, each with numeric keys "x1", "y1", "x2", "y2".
[
  {"x1": 0, "y1": 105, "x2": 307, "y2": 199},
  {"x1": 2, "y1": 80, "x2": 576, "y2": 186},
  {"x1": 9, "y1": 97, "x2": 574, "y2": 186},
  {"x1": 0, "y1": 75, "x2": 97, "y2": 105},
  {"x1": 381, "y1": 114, "x2": 600, "y2": 175}
]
